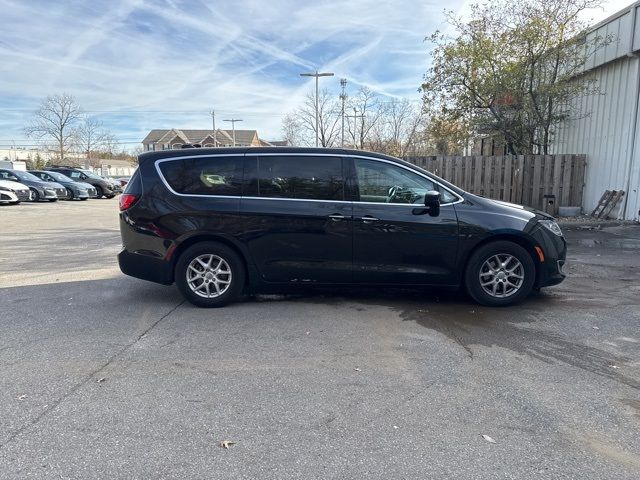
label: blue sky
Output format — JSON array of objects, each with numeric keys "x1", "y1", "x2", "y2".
[{"x1": 0, "y1": 0, "x2": 629, "y2": 149}]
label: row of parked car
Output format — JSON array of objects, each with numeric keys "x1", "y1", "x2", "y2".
[{"x1": 0, "y1": 166, "x2": 126, "y2": 204}]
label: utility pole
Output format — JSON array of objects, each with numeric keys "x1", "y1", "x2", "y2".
[
  {"x1": 299, "y1": 70, "x2": 334, "y2": 147},
  {"x1": 210, "y1": 109, "x2": 217, "y2": 147},
  {"x1": 339, "y1": 78, "x2": 348, "y2": 147},
  {"x1": 345, "y1": 108, "x2": 364, "y2": 149},
  {"x1": 223, "y1": 118, "x2": 242, "y2": 146}
]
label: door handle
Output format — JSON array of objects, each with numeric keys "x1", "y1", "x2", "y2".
[
  {"x1": 328, "y1": 213, "x2": 346, "y2": 221},
  {"x1": 359, "y1": 215, "x2": 380, "y2": 223}
]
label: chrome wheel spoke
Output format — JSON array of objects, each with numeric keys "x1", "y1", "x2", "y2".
[
  {"x1": 479, "y1": 254, "x2": 524, "y2": 298},
  {"x1": 186, "y1": 254, "x2": 233, "y2": 299}
]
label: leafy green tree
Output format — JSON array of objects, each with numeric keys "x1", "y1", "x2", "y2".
[{"x1": 422, "y1": 0, "x2": 609, "y2": 154}]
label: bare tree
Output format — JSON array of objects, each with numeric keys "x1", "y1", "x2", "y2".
[
  {"x1": 370, "y1": 99, "x2": 426, "y2": 156},
  {"x1": 74, "y1": 117, "x2": 111, "y2": 167},
  {"x1": 24, "y1": 93, "x2": 81, "y2": 161},
  {"x1": 281, "y1": 113, "x2": 306, "y2": 147},
  {"x1": 284, "y1": 89, "x2": 342, "y2": 147},
  {"x1": 346, "y1": 87, "x2": 384, "y2": 149}
]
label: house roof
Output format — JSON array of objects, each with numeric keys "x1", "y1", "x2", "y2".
[
  {"x1": 266, "y1": 140, "x2": 289, "y2": 146},
  {"x1": 142, "y1": 129, "x2": 260, "y2": 145}
]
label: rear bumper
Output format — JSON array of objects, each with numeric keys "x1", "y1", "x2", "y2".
[{"x1": 118, "y1": 249, "x2": 173, "y2": 285}]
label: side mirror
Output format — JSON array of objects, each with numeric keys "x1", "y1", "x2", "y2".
[{"x1": 425, "y1": 190, "x2": 441, "y2": 217}]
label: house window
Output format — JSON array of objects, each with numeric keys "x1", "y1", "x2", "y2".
[
  {"x1": 172, "y1": 143, "x2": 182, "y2": 149},
  {"x1": 204, "y1": 143, "x2": 214, "y2": 147}
]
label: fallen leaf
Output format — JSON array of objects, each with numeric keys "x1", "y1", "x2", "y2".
[
  {"x1": 97, "y1": 377, "x2": 106, "y2": 383},
  {"x1": 609, "y1": 365, "x2": 620, "y2": 369},
  {"x1": 592, "y1": 326, "x2": 600, "y2": 330},
  {"x1": 393, "y1": 425, "x2": 399, "y2": 429},
  {"x1": 354, "y1": 367, "x2": 361, "y2": 372},
  {"x1": 482, "y1": 434, "x2": 496, "y2": 444},
  {"x1": 306, "y1": 331, "x2": 310, "y2": 335},
  {"x1": 18, "y1": 394, "x2": 27, "y2": 400},
  {"x1": 219, "y1": 440, "x2": 236, "y2": 449}
]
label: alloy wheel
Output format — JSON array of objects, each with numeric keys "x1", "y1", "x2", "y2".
[
  {"x1": 479, "y1": 254, "x2": 525, "y2": 298},
  {"x1": 186, "y1": 254, "x2": 232, "y2": 298}
]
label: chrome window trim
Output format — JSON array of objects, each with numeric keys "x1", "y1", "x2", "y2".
[{"x1": 154, "y1": 152, "x2": 464, "y2": 206}]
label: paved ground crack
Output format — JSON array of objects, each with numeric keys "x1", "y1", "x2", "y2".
[{"x1": 0, "y1": 300, "x2": 185, "y2": 450}]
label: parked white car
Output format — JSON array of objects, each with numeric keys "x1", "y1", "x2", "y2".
[{"x1": 0, "y1": 179, "x2": 32, "y2": 204}]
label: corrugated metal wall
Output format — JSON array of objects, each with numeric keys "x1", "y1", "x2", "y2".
[
  {"x1": 553, "y1": 2, "x2": 640, "y2": 220},
  {"x1": 553, "y1": 56, "x2": 640, "y2": 220}
]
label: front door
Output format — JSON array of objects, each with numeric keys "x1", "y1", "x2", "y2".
[
  {"x1": 240, "y1": 155, "x2": 353, "y2": 284},
  {"x1": 351, "y1": 158, "x2": 459, "y2": 285}
]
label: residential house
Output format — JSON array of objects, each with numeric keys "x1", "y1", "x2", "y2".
[{"x1": 142, "y1": 128, "x2": 268, "y2": 151}]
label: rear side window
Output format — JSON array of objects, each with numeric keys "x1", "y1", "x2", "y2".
[
  {"x1": 124, "y1": 169, "x2": 142, "y2": 195},
  {"x1": 158, "y1": 156, "x2": 242, "y2": 196},
  {"x1": 253, "y1": 156, "x2": 344, "y2": 201}
]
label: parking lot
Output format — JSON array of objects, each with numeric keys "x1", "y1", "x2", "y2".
[{"x1": 1, "y1": 200, "x2": 639, "y2": 479}]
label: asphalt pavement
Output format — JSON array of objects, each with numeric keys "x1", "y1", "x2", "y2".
[{"x1": 0, "y1": 200, "x2": 639, "y2": 479}]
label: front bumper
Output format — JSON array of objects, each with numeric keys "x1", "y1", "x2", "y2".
[
  {"x1": 40, "y1": 188, "x2": 58, "y2": 200},
  {"x1": 74, "y1": 190, "x2": 90, "y2": 199},
  {"x1": 54, "y1": 187, "x2": 67, "y2": 199},
  {"x1": 532, "y1": 227, "x2": 567, "y2": 288},
  {"x1": 0, "y1": 191, "x2": 19, "y2": 203},
  {"x1": 14, "y1": 189, "x2": 31, "y2": 201},
  {"x1": 87, "y1": 187, "x2": 98, "y2": 198}
]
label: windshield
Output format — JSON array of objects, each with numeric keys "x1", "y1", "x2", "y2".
[
  {"x1": 82, "y1": 171, "x2": 106, "y2": 181},
  {"x1": 9, "y1": 170, "x2": 41, "y2": 182},
  {"x1": 46, "y1": 171, "x2": 73, "y2": 182}
]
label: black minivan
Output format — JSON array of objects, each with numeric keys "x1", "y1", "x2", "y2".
[{"x1": 118, "y1": 147, "x2": 566, "y2": 307}]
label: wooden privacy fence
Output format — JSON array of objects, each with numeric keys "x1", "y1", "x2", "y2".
[{"x1": 403, "y1": 154, "x2": 586, "y2": 214}]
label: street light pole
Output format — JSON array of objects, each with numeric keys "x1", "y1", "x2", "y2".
[
  {"x1": 345, "y1": 108, "x2": 364, "y2": 149},
  {"x1": 339, "y1": 78, "x2": 348, "y2": 147},
  {"x1": 299, "y1": 70, "x2": 334, "y2": 147},
  {"x1": 223, "y1": 118, "x2": 243, "y2": 146},
  {"x1": 210, "y1": 109, "x2": 217, "y2": 147}
]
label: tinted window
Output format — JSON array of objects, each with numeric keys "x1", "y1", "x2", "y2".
[
  {"x1": 159, "y1": 156, "x2": 242, "y2": 196},
  {"x1": 124, "y1": 169, "x2": 142, "y2": 195},
  {"x1": 255, "y1": 156, "x2": 343, "y2": 201}
]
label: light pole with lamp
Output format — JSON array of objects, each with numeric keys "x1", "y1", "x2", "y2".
[{"x1": 299, "y1": 70, "x2": 334, "y2": 147}]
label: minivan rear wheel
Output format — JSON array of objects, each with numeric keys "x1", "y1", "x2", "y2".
[
  {"x1": 175, "y1": 241, "x2": 245, "y2": 308},
  {"x1": 465, "y1": 241, "x2": 535, "y2": 306}
]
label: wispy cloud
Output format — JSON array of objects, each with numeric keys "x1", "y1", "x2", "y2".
[{"x1": 0, "y1": 0, "x2": 627, "y2": 147}]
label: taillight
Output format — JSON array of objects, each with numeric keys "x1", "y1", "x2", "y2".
[{"x1": 119, "y1": 193, "x2": 138, "y2": 211}]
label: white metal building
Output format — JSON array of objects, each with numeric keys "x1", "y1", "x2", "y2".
[{"x1": 554, "y1": 2, "x2": 640, "y2": 220}]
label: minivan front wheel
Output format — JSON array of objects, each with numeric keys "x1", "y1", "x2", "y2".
[
  {"x1": 465, "y1": 241, "x2": 535, "y2": 306},
  {"x1": 175, "y1": 242, "x2": 245, "y2": 308}
]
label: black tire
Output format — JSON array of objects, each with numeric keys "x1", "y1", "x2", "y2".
[
  {"x1": 48, "y1": 198, "x2": 57, "y2": 202},
  {"x1": 30, "y1": 188, "x2": 40, "y2": 202},
  {"x1": 66, "y1": 188, "x2": 74, "y2": 200},
  {"x1": 175, "y1": 241, "x2": 245, "y2": 308},
  {"x1": 95, "y1": 186, "x2": 104, "y2": 198},
  {"x1": 105, "y1": 194, "x2": 116, "y2": 199},
  {"x1": 80, "y1": 197, "x2": 88, "y2": 201},
  {"x1": 465, "y1": 241, "x2": 536, "y2": 306}
]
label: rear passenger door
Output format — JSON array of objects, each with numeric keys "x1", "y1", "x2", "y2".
[{"x1": 240, "y1": 154, "x2": 352, "y2": 283}]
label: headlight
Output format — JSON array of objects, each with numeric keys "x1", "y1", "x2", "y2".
[
  {"x1": 0, "y1": 186, "x2": 10, "y2": 192},
  {"x1": 539, "y1": 219, "x2": 563, "y2": 236}
]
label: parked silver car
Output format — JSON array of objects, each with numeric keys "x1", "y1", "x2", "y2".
[
  {"x1": 0, "y1": 178, "x2": 31, "y2": 204},
  {"x1": 0, "y1": 169, "x2": 65, "y2": 201}
]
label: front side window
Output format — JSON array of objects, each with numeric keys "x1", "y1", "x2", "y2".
[
  {"x1": 255, "y1": 156, "x2": 343, "y2": 201},
  {"x1": 159, "y1": 156, "x2": 242, "y2": 196},
  {"x1": 354, "y1": 159, "x2": 456, "y2": 204}
]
